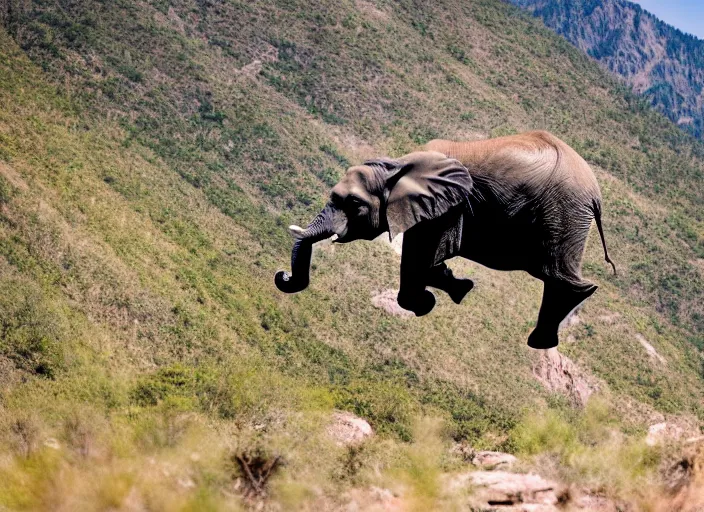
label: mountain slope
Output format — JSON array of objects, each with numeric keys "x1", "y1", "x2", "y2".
[
  {"x1": 511, "y1": 0, "x2": 704, "y2": 138},
  {"x1": 0, "y1": 0, "x2": 703, "y2": 507}
]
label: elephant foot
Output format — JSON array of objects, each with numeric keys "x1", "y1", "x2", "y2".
[
  {"x1": 527, "y1": 327, "x2": 559, "y2": 350},
  {"x1": 448, "y1": 278, "x2": 474, "y2": 305},
  {"x1": 426, "y1": 264, "x2": 474, "y2": 305},
  {"x1": 397, "y1": 289, "x2": 436, "y2": 317}
]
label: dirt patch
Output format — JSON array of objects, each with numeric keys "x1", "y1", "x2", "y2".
[
  {"x1": 235, "y1": 45, "x2": 278, "y2": 79},
  {"x1": 339, "y1": 131, "x2": 379, "y2": 161},
  {"x1": 597, "y1": 312, "x2": 622, "y2": 325},
  {"x1": 153, "y1": 7, "x2": 186, "y2": 35},
  {"x1": 692, "y1": 259, "x2": 704, "y2": 278},
  {"x1": 636, "y1": 334, "x2": 666, "y2": 365},
  {"x1": 533, "y1": 349, "x2": 598, "y2": 407},
  {"x1": 355, "y1": 0, "x2": 390, "y2": 22},
  {"x1": 0, "y1": 162, "x2": 29, "y2": 191},
  {"x1": 371, "y1": 289, "x2": 413, "y2": 318}
]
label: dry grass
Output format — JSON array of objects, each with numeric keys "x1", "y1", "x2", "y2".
[{"x1": 0, "y1": 0, "x2": 703, "y2": 507}]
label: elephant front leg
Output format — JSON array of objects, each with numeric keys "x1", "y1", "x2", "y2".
[
  {"x1": 528, "y1": 279, "x2": 598, "y2": 349},
  {"x1": 396, "y1": 232, "x2": 437, "y2": 317},
  {"x1": 426, "y1": 263, "x2": 474, "y2": 305}
]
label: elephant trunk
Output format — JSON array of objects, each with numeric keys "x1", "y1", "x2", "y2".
[{"x1": 274, "y1": 204, "x2": 336, "y2": 293}]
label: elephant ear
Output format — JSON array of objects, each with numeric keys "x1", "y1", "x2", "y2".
[{"x1": 384, "y1": 151, "x2": 472, "y2": 240}]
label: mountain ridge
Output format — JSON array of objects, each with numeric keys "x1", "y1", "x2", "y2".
[{"x1": 510, "y1": 0, "x2": 704, "y2": 138}]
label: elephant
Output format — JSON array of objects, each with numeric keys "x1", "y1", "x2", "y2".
[{"x1": 274, "y1": 131, "x2": 616, "y2": 349}]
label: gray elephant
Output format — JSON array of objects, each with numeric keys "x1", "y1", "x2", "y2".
[{"x1": 275, "y1": 131, "x2": 616, "y2": 349}]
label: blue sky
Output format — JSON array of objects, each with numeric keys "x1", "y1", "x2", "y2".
[{"x1": 632, "y1": 1, "x2": 704, "y2": 39}]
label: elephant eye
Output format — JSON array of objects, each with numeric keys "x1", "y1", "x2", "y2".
[{"x1": 347, "y1": 195, "x2": 364, "y2": 206}]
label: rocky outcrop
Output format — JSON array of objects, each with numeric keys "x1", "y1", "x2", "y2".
[
  {"x1": 327, "y1": 411, "x2": 374, "y2": 446},
  {"x1": 533, "y1": 348, "x2": 598, "y2": 407},
  {"x1": 451, "y1": 443, "x2": 518, "y2": 469},
  {"x1": 646, "y1": 418, "x2": 702, "y2": 446},
  {"x1": 472, "y1": 451, "x2": 518, "y2": 470},
  {"x1": 647, "y1": 422, "x2": 685, "y2": 446},
  {"x1": 446, "y1": 470, "x2": 622, "y2": 511},
  {"x1": 658, "y1": 441, "x2": 704, "y2": 511},
  {"x1": 447, "y1": 471, "x2": 561, "y2": 510}
]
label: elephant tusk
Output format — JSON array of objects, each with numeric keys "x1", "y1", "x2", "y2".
[
  {"x1": 288, "y1": 225, "x2": 305, "y2": 238},
  {"x1": 330, "y1": 234, "x2": 339, "y2": 242}
]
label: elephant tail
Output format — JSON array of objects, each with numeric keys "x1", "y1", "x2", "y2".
[{"x1": 592, "y1": 199, "x2": 617, "y2": 275}]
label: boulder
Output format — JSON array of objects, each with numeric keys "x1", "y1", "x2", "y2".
[
  {"x1": 533, "y1": 348, "x2": 598, "y2": 407},
  {"x1": 647, "y1": 422, "x2": 684, "y2": 446},
  {"x1": 447, "y1": 470, "x2": 560, "y2": 510},
  {"x1": 327, "y1": 411, "x2": 373, "y2": 446},
  {"x1": 472, "y1": 451, "x2": 518, "y2": 470}
]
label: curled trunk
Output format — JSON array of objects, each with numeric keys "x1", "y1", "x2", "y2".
[{"x1": 274, "y1": 204, "x2": 336, "y2": 293}]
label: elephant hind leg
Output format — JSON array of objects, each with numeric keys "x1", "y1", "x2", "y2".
[
  {"x1": 527, "y1": 279, "x2": 597, "y2": 350},
  {"x1": 426, "y1": 263, "x2": 474, "y2": 305}
]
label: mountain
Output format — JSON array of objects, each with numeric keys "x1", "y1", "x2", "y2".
[
  {"x1": 510, "y1": 0, "x2": 704, "y2": 138},
  {"x1": 0, "y1": 0, "x2": 703, "y2": 508}
]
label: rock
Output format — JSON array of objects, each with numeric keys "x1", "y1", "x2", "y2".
[
  {"x1": 659, "y1": 443, "x2": 704, "y2": 511},
  {"x1": 327, "y1": 411, "x2": 373, "y2": 446},
  {"x1": 472, "y1": 451, "x2": 518, "y2": 470},
  {"x1": 43, "y1": 438, "x2": 60, "y2": 450},
  {"x1": 636, "y1": 334, "x2": 666, "y2": 364},
  {"x1": 450, "y1": 444, "x2": 517, "y2": 469},
  {"x1": 447, "y1": 471, "x2": 560, "y2": 510},
  {"x1": 533, "y1": 349, "x2": 598, "y2": 407},
  {"x1": 371, "y1": 289, "x2": 413, "y2": 318},
  {"x1": 449, "y1": 441, "x2": 475, "y2": 462},
  {"x1": 646, "y1": 422, "x2": 685, "y2": 446},
  {"x1": 446, "y1": 470, "x2": 622, "y2": 511}
]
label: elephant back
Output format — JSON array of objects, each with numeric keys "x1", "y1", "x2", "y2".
[{"x1": 424, "y1": 131, "x2": 601, "y2": 202}]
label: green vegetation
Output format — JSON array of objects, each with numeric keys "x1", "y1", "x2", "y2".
[
  {"x1": 513, "y1": 401, "x2": 661, "y2": 495},
  {"x1": 0, "y1": 0, "x2": 703, "y2": 507}
]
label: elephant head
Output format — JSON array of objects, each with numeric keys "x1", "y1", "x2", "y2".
[{"x1": 275, "y1": 151, "x2": 472, "y2": 293}]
